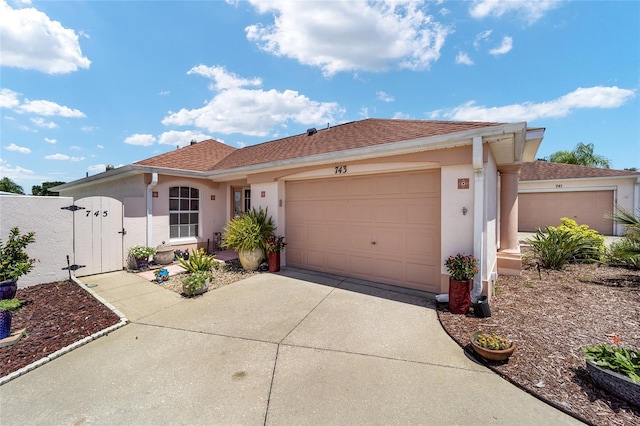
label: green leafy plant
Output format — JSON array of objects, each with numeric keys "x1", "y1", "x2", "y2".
[
  {"x1": 0, "y1": 298, "x2": 24, "y2": 312},
  {"x1": 555, "y1": 218, "x2": 604, "y2": 262},
  {"x1": 178, "y1": 248, "x2": 217, "y2": 273},
  {"x1": 0, "y1": 227, "x2": 36, "y2": 281},
  {"x1": 605, "y1": 206, "x2": 640, "y2": 269},
  {"x1": 473, "y1": 332, "x2": 512, "y2": 350},
  {"x1": 127, "y1": 245, "x2": 156, "y2": 259},
  {"x1": 265, "y1": 235, "x2": 286, "y2": 253},
  {"x1": 222, "y1": 207, "x2": 276, "y2": 252},
  {"x1": 526, "y1": 226, "x2": 598, "y2": 270},
  {"x1": 444, "y1": 253, "x2": 478, "y2": 281},
  {"x1": 582, "y1": 337, "x2": 640, "y2": 383},
  {"x1": 182, "y1": 270, "x2": 211, "y2": 296}
]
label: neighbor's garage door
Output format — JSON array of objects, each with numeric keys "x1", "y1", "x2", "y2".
[
  {"x1": 519, "y1": 190, "x2": 614, "y2": 235},
  {"x1": 286, "y1": 169, "x2": 441, "y2": 293}
]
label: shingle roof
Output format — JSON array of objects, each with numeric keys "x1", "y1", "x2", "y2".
[
  {"x1": 520, "y1": 161, "x2": 640, "y2": 181},
  {"x1": 210, "y1": 119, "x2": 504, "y2": 171},
  {"x1": 134, "y1": 139, "x2": 236, "y2": 171}
]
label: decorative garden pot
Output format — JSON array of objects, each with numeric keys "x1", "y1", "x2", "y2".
[
  {"x1": 0, "y1": 311, "x2": 12, "y2": 340},
  {"x1": 154, "y1": 241, "x2": 174, "y2": 265},
  {"x1": 238, "y1": 249, "x2": 264, "y2": 271},
  {"x1": 448, "y1": 278, "x2": 471, "y2": 314},
  {"x1": 0, "y1": 279, "x2": 17, "y2": 300},
  {"x1": 134, "y1": 257, "x2": 149, "y2": 270},
  {"x1": 268, "y1": 251, "x2": 281, "y2": 272},
  {"x1": 470, "y1": 332, "x2": 516, "y2": 362},
  {"x1": 586, "y1": 360, "x2": 640, "y2": 408},
  {"x1": 182, "y1": 279, "x2": 210, "y2": 297}
]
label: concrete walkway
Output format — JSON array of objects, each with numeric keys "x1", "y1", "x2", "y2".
[{"x1": 0, "y1": 269, "x2": 583, "y2": 425}]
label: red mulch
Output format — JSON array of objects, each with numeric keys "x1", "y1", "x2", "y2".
[{"x1": 0, "y1": 280, "x2": 120, "y2": 378}]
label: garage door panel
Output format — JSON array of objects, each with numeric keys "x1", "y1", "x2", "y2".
[
  {"x1": 286, "y1": 169, "x2": 441, "y2": 291},
  {"x1": 519, "y1": 191, "x2": 613, "y2": 235}
]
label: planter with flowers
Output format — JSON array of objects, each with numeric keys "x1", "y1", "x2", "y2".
[
  {"x1": 265, "y1": 235, "x2": 286, "y2": 272},
  {"x1": 470, "y1": 331, "x2": 515, "y2": 362},
  {"x1": 0, "y1": 298, "x2": 25, "y2": 340},
  {"x1": 444, "y1": 253, "x2": 478, "y2": 314},
  {"x1": 0, "y1": 227, "x2": 36, "y2": 300},
  {"x1": 582, "y1": 337, "x2": 640, "y2": 408},
  {"x1": 128, "y1": 245, "x2": 156, "y2": 270}
]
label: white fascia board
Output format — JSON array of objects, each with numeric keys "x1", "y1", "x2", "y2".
[{"x1": 206, "y1": 123, "x2": 528, "y2": 181}]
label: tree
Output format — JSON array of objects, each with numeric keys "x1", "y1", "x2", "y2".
[
  {"x1": 548, "y1": 142, "x2": 610, "y2": 168},
  {"x1": 31, "y1": 181, "x2": 65, "y2": 196},
  {"x1": 0, "y1": 177, "x2": 25, "y2": 194}
]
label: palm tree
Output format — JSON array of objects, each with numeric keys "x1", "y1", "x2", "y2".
[
  {"x1": 548, "y1": 142, "x2": 611, "y2": 168},
  {"x1": 607, "y1": 206, "x2": 640, "y2": 266},
  {"x1": 0, "y1": 177, "x2": 25, "y2": 194}
]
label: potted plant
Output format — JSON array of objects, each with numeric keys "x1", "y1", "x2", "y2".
[
  {"x1": 582, "y1": 337, "x2": 640, "y2": 407},
  {"x1": 470, "y1": 331, "x2": 516, "y2": 362},
  {"x1": 127, "y1": 245, "x2": 156, "y2": 270},
  {"x1": 265, "y1": 235, "x2": 286, "y2": 272},
  {"x1": 222, "y1": 207, "x2": 275, "y2": 271},
  {"x1": 182, "y1": 270, "x2": 211, "y2": 297},
  {"x1": 0, "y1": 227, "x2": 36, "y2": 300},
  {"x1": 0, "y1": 298, "x2": 24, "y2": 340},
  {"x1": 444, "y1": 253, "x2": 478, "y2": 314}
]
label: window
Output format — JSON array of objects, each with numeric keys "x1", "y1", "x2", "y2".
[{"x1": 169, "y1": 186, "x2": 199, "y2": 238}]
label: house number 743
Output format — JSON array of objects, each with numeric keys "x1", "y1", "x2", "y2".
[{"x1": 335, "y1": 165, "x2": 348, "y2": 174}]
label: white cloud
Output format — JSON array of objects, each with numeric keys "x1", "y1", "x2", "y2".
[
  {"x1": 0, "y1": 158, "x2": 35, "y2": 181},
  {"x1": 69, "y1": 145, "x2": 81, "y2": 150},
  {"x1": 162, "y1": 66, "x2": 342, "y2": 137},
  {"x1": 0, "y1": 0, "x2": 91, "y2": 74},
  {"x1": 456, "y1": 51, "x2": 474, "y2": 65},
  {"x1": 30, "y1": 117, "x2": 58, "y2": 128},
  {"x1": 473, "y1": 30, "x2": 492, "y2": 49},
  {"x1": 158, "y1": 130, "x2": 214, "y2": 148},
  {"x1": 0, "y1": 88, "x2": 20, "y2": 108},
  {"x1": 44, "y1": 153, "x2": 85, "y2": 161},
  {"x1": 489, "y1": 36, "x2": 512, "y2": 55},
  {"x1": 87, "y1": 164, "x2": 106, "y2": 173},
  {"x1": 81, "y1": 125, "x2": 98, "y2": 132},
  {"x1": 96, "y1": 144, "x2": 104, "y2": 149},
  {"x1": 392, "y1": 112, "x2": 412, "y2": 119},
  {"x1": 5, "y1": 143, "x2": 31, "y2": 154},
  {"x1": 469, "y1": 0, "x2": 560, "y2": 24},
  {"x1": 359, "y1": 107, "x2": 369, "y2": 119},
  {"x1": 19, "y1": 99, "x2": 85, "y2": 117},
  {"x1": 124, "y1": 134, "x2": 156, "y2": 146},
  {"x1": 44, "y1": 137, "x2": 57, "y2": 144},
  {"x1": 159, "y1": 91, "x2": 170, "y2": 96},
  {"x1": 430, "y1": 86, "x2": 636, "y2": 122},
  {"x1": 376, "y1": 90, "x2": 395, "y2": 102},
  {"x1": 245, "y1": 0, "x2": 450, "y2": 76}
]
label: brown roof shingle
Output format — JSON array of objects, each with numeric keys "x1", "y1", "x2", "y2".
[
  {"x1": 520, "y1": 161, "x2": 640, "y2": 181},
  {"x1": 135, "y1": 139, "x2": 236, "y2": 171},
  {"x1": 210, "y1": 118, "x2": 504, "y2": 171}
]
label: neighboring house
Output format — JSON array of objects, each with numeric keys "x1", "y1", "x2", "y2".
[
  {"x1": 54, "y1": 118, "x2": 545, "y2": 296},
  {"x1": 519, "y1": 161, "x2": 640, "y2": 236}
]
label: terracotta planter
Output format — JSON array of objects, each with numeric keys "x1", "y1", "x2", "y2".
[
  {"x1": 268, "y1": 251, "x2": 281, "y2": 272},
  {"x1": 0, "y1": 311, "x2": 11, "y2": 340},
  {"x1": 448, "y1": 278, "x2": 471, "y2": 314},
  {"x1": 470, "y1": 332, "x2": 516, "y2": 361},
  {"x1": 238, "y1": 249, "x2": 264, "y2": 271},
  {"x1": 586, "y1": 360, "x2": 640, "y2": 408},
  {"x1": 0, "y1": 279, "x2": 17, "y2": 300}
]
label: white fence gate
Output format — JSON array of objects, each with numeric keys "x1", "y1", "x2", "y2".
[{"x1": 72, "y1": 197, "x2": 124, "y2": 277}]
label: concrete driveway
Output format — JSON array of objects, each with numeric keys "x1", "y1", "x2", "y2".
[{"x1": 0, "y1": 269, "x2": 582, "y2": 425}]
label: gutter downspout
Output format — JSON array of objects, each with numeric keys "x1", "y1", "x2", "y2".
[
  {"x1": 472, "y1": 136, "x2": 484, "y2": 302},
  {"x1": 146, "y1": 172, "x2": 158, "y2": 248}
]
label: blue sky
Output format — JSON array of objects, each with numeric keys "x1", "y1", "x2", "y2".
[{"x1": 1, "y1": 0, "x2": 638, "y2": 193}]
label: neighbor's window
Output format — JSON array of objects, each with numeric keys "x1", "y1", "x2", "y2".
[{"x1": 169, "y1": 186, "x2": 199, "y2": 238}]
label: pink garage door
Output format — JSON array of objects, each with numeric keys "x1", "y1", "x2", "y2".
[
  {"x1": 519, "y1": 190, "x2": 614, "y2": 235},
  {"x1": 285, "y1": 169, "x2": 441, "y2": 293}
]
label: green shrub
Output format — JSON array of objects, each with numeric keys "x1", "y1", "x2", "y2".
[
  {"x1": 182, "y1": 271, "x2": 211, "y2": 296},
  {"x1": 554, "y1": 217, "x2": 605, "y2": 262},
  {"x1": 526, "y1": 226, "x2": 598, "y2": 270},
  {"x1": 222, "y1": 207, "x2": 276, "y2": 252},
  {"x1": 606, "y1": 239, "x2": 640, "y2": 270},
  {"x1": 178, "y1": 248, "x2": 218, "y2": 274},
  {"x1": 582, "y1": 342, "x2": 640, "y2": 383}
]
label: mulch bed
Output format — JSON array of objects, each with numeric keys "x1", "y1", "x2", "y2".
[
  {"x1": 0, "y1": 280, "x2": 120, "y2": 378},
  {"x1": 437, "y1": 263, "x2": 640, "y2": 426}
]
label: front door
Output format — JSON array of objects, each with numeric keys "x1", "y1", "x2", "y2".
[{"x1": 231, "y1": 186, "x2": 251, "y2": 217}]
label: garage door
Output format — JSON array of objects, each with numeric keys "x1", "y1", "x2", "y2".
[
  {"x1": 285, "y1": 169, "x2": 441, "y2": 293},
  {"x1": 519, "y1": 191, "x2": 614, "y2": 235}
]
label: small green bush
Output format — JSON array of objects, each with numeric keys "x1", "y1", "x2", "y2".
[
  {"x1": 554, "y1": 218, "x2": 605, "y2": 262},
  {"x1": 606, "y1": 239, "x2": 640, "y2": 270},
  {"x1": 182, "y1": 270, "x2": 211, "y2": 296},
  {"x1": 526, "y1": 226, "x2": 598, "y2": 270},
  {"x1": 178, "y1": 248, "x2": 218, "y2": 274}
]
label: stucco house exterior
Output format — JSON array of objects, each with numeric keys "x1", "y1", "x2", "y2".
[
  {"x1": 519, "y1": 161, "x2": 640, "y2": 236},
  {"x1": 54, "y1": 118, "x2": 545, "y2": 297}
]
